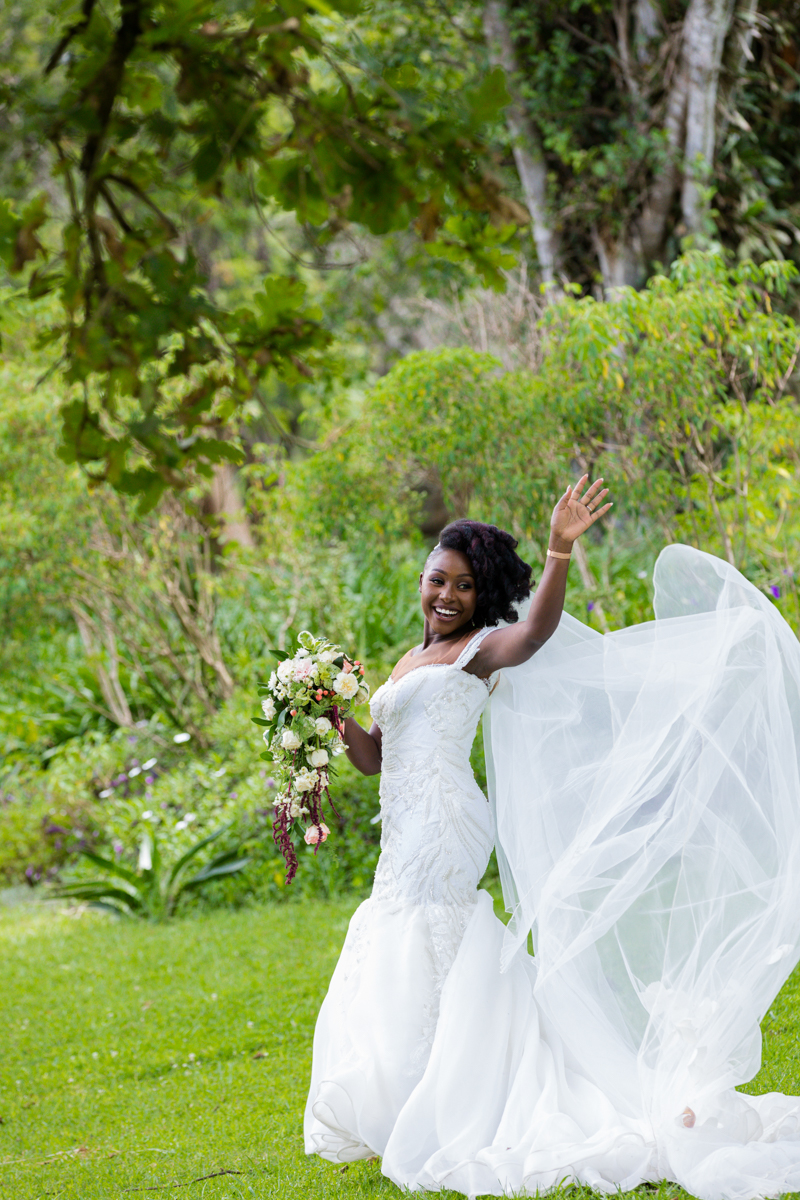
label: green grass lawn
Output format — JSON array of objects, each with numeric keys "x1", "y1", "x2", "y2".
[{"x1": 2, "y1": 899, "x2": 800, "y2": 1200}]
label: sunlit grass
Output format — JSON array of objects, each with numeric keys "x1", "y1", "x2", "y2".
[{"x1": 1, "y1": 898, "x2": 800, "y2": 1200}]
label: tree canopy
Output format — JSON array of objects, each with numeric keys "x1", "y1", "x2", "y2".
[{"x1": 0, "y1": 0, "x2": 521, "y2": 506}]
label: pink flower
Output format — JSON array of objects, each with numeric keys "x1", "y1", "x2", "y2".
[
  {"x1": 342, "y1": 659, "x2": 354, "y2": 674},
  {"x1": 304, "y1": 823, "x2": 330, "y2": 845}
]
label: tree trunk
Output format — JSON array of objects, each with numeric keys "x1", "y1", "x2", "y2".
[
  {"x1": 493, "y1": 0, "x2": 747, "y2": 290},
  {"x1": 591, "y1": 224, "x2": 645, "y2": 289},
  {"x1": 637, "y1": 60, "x2": 689, "y2": 264},
  {"x1": 206, "y1": 463, "x2": 254, "y2": 549},
  {"x1": 680, "y1": 0, "x2": 738, "y2": 233},
  {"x1": 634, "y1": 0, "x2": 661, "y2": 56},
  {"x1": 483, "y1": 1, "x2": 560, "y2": 288}
]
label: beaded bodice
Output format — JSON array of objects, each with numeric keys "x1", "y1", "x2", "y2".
[{"x1": 368, "y1": 628, "x2": 496, "y2": 909}]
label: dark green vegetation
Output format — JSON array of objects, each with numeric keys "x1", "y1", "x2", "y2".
[
  {"x1": 2, "y1": 0, "x2": 800, "y2": 502},
  {"x1": 1, "y1": 898, "x2": 799, "y2": 1199},
  {"x1": 0, "y1": 1, "x2": 520, "y2": 503},
  {"x1": 3, "y1": 248, "x2": 800, "y2": 903}
]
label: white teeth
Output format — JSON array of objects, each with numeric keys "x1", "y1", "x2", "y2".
[{"x1": 435, "y1": 608, "x2": 458, "y2": 616}]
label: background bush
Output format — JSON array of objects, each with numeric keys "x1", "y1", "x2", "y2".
[{"x1": 2, "y1": 251, "x2": 799, "y2": 906}]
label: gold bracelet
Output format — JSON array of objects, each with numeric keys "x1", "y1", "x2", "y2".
[{"x1": 546, "y1": 548, "x2": 572, "y2": 560}]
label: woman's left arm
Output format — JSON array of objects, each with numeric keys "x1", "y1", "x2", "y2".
[{"x1": 469, "y1": 475, "x2": 611, "y2": 675}]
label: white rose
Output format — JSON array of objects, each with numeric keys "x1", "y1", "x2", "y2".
[
  {"x1": 268, "y1": 671, "x2": 277, "y2": 689},
  {"x1": 314, "y1": 716, "x2": 332, "y2": 735},
  {"x1": 281, "y1": 729, "x2": 302, "y2": 751},
  {"x1": 309, "y1": 748, "x2": 329, "y2": 768},
  {"x1": 261, "y1": 696, "x2": 276, "y2": 720},
  {"x1": 277, "y1": 659, "x2": 295, "y2": 684},
  {"x1": 319, "y1": 649, "x2": 336, "y2": 663},
  {"x1": 294, "y1": 767, "x2": 318, "y2": 793},
  {"x1": 333, "y1": 671, "x2": 359, "y2": 700},
  {"x1": 295, "y1": 648, "x2": 310, "y2": 658}
]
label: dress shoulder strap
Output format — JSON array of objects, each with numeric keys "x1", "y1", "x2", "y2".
[{"x1": 454, "y1": 626, "x2": 496, "y2": 671}]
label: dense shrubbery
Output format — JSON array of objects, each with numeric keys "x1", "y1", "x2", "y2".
[
  {"x1": 2, "y1": 251, "x2": 799, "y2": 908},
  {"x1": 282, "y1": 252, "x2": 800, "y2": 633}
]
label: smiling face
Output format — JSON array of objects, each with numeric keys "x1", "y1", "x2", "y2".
[{"x1": 419, "y1": 549, "x2": 478, "y2": 639}]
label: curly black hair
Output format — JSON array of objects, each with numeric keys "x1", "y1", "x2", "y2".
[{"x1": 431, "y1": 520, "x2": 532, "y2": 627}]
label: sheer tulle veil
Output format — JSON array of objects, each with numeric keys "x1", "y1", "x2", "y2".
[{"x1": 485, "y1": 544, "x2": 800, "y2": 1191}]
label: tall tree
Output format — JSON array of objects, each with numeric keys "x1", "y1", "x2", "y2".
[
  {"x1": 0, "y1": 0, "x2": 520, "y2": 506},
  {"x1": 482, "y1": 0, "x2": 800, "y2": 289}
]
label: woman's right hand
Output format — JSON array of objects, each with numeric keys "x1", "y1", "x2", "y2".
[{"x1": 343, "y1": 716, "x2": 383, "y2": 777}]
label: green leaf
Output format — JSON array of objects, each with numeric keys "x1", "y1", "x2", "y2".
[
  {"x1": 52, "y1": 882, "x2": 143, "y2": 912},
  {"x1": 182, "y1": 857, "x2": 250, "y2": 890},
  {"x1": 80, "y1": 850, "x2": 141, "y2": 888},
  {"x1": 167, "y1": 825, "x2": 228, "y2": 888},
  {"x1": 465, "y1": 67, "x2": 511, "y2": 121}
]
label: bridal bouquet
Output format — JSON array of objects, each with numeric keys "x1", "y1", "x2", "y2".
[{"x1": 253, "y1": 630, "x2": 369, "y2": 883}]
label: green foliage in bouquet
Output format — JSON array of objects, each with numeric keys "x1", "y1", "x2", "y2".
[{"x1": 52, "y1": 822, "x2": 249, "y2": 921}]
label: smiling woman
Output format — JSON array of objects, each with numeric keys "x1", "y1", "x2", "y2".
[
  {"x1": 305, "y1": 477, "x2": 800, "y2": 1200},
  {"x1": 420, "y1": 548, "x2": 480, "y2": 636},
  {"x1": 338, "y1": 475, "x2": 609, "y2": 778},
  {"x1": 304, "y1": 476, "x2": 615, "y2": 1172}
]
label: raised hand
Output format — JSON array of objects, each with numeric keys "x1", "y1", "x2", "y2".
[{"x1": 550, "y1": 475, "x2": 612, "y2": 546}]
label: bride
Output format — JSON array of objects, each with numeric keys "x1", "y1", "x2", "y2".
[{"x1": 304, "y1": 476, "x2": 800, "y2": 1200}]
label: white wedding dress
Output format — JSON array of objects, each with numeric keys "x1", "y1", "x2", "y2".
[{"x1": 305, "y1": 546, "x2": 800, "y2": 1200}]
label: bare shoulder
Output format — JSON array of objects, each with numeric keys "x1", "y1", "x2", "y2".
[
  {"x1": 464, "y1": 624, "x2": 537, "y2": 675},
  {"x1": 462, "y1": 627, "x2": 505, "y2": 677}
]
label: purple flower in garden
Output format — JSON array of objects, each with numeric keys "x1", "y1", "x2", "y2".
[
  {"x1": 783, "y1": 568, "x2": 794, "y2": 577},
  {"x1": 145, "y1": 775, "x2": 155, "y2": 784},
  {"x1": 230, "y1": 792, "x2": 238, "y2": 800},
  {"x1": 770, "y1": 586, "x2": 781, "y2": 599},
  {"x1": 587, "y1": 601, "x2": 595, "y2": 612},
  {"x1": 265, "y1": 777, "x2": 276, "y2": 789},
  {"x1": 113, "y1": 843, "x2": 123, "y2": 856}
]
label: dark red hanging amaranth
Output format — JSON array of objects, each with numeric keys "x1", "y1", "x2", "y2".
[
  {"x1": 271, "y1": 726, "x2": 341, "y2": 883},
  {"x1": 272, "y1": 784, "x2": 299, "y2": 884}
]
